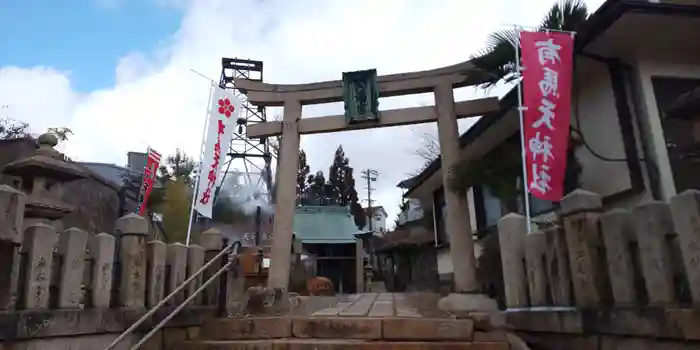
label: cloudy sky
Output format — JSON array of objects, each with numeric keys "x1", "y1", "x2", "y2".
[{"x1": 0, "y1": 0, "x2": 605, "y2": 226}]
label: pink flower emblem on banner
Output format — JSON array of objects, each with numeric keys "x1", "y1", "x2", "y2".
[{"x1": 217, "y1": 98, "x2": 235, "y2": 117}]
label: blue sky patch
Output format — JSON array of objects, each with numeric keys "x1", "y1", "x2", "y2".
[{"x1": 0, "y1": 0, "x2": 182, "y2": 92}]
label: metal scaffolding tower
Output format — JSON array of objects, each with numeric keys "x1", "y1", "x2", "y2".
[{"x1": 217, "y1": 58, "x2": 274, "y2": 201}]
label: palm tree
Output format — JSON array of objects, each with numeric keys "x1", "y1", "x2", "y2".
[{"x1": 471, "y1": 0, "x2": 590, "y2": 89}]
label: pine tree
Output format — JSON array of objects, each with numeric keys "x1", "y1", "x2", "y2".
[{"x1": 297, "y1": 149, "x2": 311, "y2": 203}]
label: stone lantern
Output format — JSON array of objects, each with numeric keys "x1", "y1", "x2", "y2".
[{"x1": 3, "y1": 133, "x2": 86, "y2": 228}]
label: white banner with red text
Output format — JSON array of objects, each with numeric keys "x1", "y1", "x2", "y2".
[
  {"x1": 194, "y1": 87, "x2": 243, "y2": 218},
  {"x1": 521, "y1": 30, "x2": 574, "y2": 202}
]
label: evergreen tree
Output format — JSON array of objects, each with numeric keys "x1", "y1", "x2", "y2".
[
  {"x1": 307, "y1": 170, "x2": 327, "y2": 205},
  {"x1": 297, "y1": 149, "x2": 311, "y2": 203},
  {"x1": 343, "y1": 166, "x2": 366, "y2": 229},
  {"x1": 327, "y1": 146, "x2": 349, "y2": 205},
  {"x1": 394, "y1": 199, "x2": 410, "y2": 227}
]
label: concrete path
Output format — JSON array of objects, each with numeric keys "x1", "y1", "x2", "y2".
[{"x1": 289, "y1": 293, "x2": 451, "y2": 318}]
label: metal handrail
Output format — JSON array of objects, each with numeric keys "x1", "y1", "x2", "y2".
[{"x1": 103, "y1": 241, "x2": 241, "y2": 350}]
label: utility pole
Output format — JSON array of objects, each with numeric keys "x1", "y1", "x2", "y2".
[{"x1": 360, "y1": 169, "x2": 378, "y2": 231}]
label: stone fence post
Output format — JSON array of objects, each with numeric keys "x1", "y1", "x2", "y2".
[
  {"x1": 115, "y1": 213, "x2": 149, "y2": 308},
  {"x1": 599, "y1": 209, "x2": 637, "y2": 306},
  {"x1": 57, "y1": 228, "x2": 88, "y2": 308},
  {"x1": 543, "y1": 226, "x2": 573, "y2": 306},
  {"x1": 0, "y1": 185, "x2": 25, "y2": 310},
  {"x1": 146, "y1": 239, "x2": 166, "y2": 308},
  {"x1": 497, "y1": 213, "x2": 529, "y2": 308},
  {"x1": 632, "y1": 201, "x2": 676, "y2": 306},
  {"x1": 199, "y1": 228, "x2": 223, "y2": 305},
  {"x1": 670, "y1": 190, "x2": 700, "y2": 307},
  {"x1": 89, "y1": 232, "x2": 115, "y2": 308},
  {"x1": 167, "y1": 243, "x2": 187, "y2": 305},
  {"x1": 22, "y1": 223, "x2": 58, "y2": 309},
  {"x1": 560, "y1": 189, "x2": 610, "y2": 308}
]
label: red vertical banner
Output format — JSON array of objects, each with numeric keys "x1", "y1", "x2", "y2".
[
  {"x1": 520, "y1": 31, "x2": 574, "y2": 201},
  {"x1": 136, "y1": 148, "x2": 162, "y2": 216}
]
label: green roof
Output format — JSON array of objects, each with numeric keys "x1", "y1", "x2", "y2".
[{"x1": 293, "y1": 206, "x2": 362, "y2": 244}]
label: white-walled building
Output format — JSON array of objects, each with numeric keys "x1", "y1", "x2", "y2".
[
  {"x1": 363, "y1": 206, "x2": 388, "y2": 234},
  {"x1": 398, "y1": 0, "x2": 700, "y2": 286}
]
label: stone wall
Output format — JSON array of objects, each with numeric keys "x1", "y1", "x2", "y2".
[
  {"x1": 497, "y1": 189, "x2": 700, "y2": 349},
  {"x1": 0, "y1": 186, "x2": 232, "y2": 350}
]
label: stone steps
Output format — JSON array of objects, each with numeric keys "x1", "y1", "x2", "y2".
[
  {"x1": 184, "y1": 316, "x2": 510, "y2": 349},
  {"x1": 185, "y1": 339, "x2": 509, "y2": 350}
]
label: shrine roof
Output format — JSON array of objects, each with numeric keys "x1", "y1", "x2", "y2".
[{"x1": 293, "y1": 205, "x2": 363, "y2": 244}]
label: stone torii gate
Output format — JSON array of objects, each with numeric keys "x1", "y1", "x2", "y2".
[{"x1": 235, "y1": 61, "x2": 500, "y2": 307}]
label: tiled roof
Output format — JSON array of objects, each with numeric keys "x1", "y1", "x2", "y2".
[
  {"x1": 204, "y1": 205, "x2": 363, "y2": 246},
  {"x1": 79, "y1": 162, "x2": 138, "y2": 188},
  {"x1": 294, "y1": 206, "x2": 363, "y2": 244}
]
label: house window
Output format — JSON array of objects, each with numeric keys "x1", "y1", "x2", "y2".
[
  {"x1": 433, "y1": 188, "x2": 447, "y2": 245},
  {"x1": 652, "y1": 77, "x2": 700, "y2": 193},
  {"x1": 474, "y1": 185, "x2": 504, "y2": 230},
  {"x1": 475, "y1": 183, "x2": 557, "y2": 231}
]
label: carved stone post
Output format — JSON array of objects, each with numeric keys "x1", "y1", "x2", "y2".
[
  {"x1": 57, "y1": 228, "x2": 88, "y2": 308},
  {"x1": 146, "y1": 240, "x2": 166, "y2": 308},
  {"x1": 89, "y1": 233, "x2": 115, "y2": 308},
  {"x1": 0, "y1": 185, "x2": 25, "y2": 310},
  {"x1": 268, "y1": 99, "x2": 301, "y2": 292},
  {"x1": 543, "y1": 226, "x2": 573, "y2": 306},
  {"x1": 116, "y1": 213, "x2": 149, "y2": 308},
  {"x1": 497, "y1": 213, "x2": 529, "y2": 308},
  {"x1": 187, "y1": 244, "x2": 205, "y2": 305},
  {"x1": 560, "y1": 189, "x2": 610, "y2": 308},
  {"x1": 167, "y1": 243, "x2": 187, "y2": 305},
  {"x1": 600, "y1": 209, "x2": 637, "y2": 306},
  {"x1": 22, "y1": 223, "x2": 58, "y2": 309},
  {"x1": 670, "y1": 190, "x2": 700, "y2": 307},
  {"x1": 199, "y1": 228, "x2": 223, "y2": 305},
  {"x1": 525, "y1": 231, "x2": 548, "y2": 306},
  {"x1": 633, "y1": 201, "x2": 676, "y2": 306}
]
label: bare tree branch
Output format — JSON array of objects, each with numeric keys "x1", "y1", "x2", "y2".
[
  {"x1": 404, "y1": 125, "x2": 440, "y2": 177},
  {"x1": 412, "y1": 127, "x2": 440, "y2": 162}
]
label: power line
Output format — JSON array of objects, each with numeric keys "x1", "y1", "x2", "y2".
[{"x1": 360, "y1": 169, "x2": 378, "y2": 231}]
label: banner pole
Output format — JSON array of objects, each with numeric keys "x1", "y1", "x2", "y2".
[
  {"x1": 185, "y1": 82, "x2": 215, "y2": 246},
  {"x1": 514, "y1": 26, "x2": 533, "y2": 234}
]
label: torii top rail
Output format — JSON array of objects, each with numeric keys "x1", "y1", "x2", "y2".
[{"x1": 236, "y1": 60, "x2": 500, "y2": 138}]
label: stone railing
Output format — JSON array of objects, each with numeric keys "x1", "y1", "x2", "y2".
[
  {"x1": 497, "y1": 189, "x2": 700, "y2": 349},
  {"x1": 0, "y1": 185, "x2": 230, "y2": 350}
]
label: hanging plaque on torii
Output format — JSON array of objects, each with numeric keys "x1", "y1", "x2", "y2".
[{"x1": 342, "y1": 69, "x2": 380, "y2": 124}]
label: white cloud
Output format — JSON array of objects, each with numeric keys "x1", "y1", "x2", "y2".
[{"x1": 0, "y1": 0, "x2": 606, "y2": 225}]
